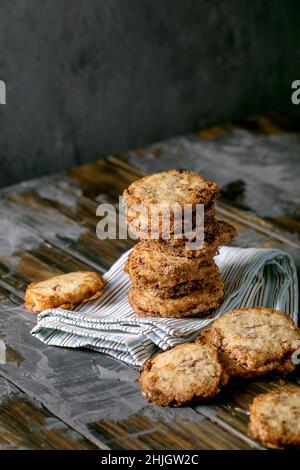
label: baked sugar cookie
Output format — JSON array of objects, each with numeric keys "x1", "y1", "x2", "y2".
[
  {"x1": 128, "y1": 202, "x2": 217, "y2": 240},
  {"x1": 128, "y1": 279, "x2": 224, "y2": 318},
  {"x1": 25, "y1": 271, "x2": 104, "y2": 312},
  {"x1": 147, "y1": 279, "x2": 216, "y2": 299},
  {"x1": 124, "y1": 169, "x2": 220, "y2": 209},
  {"x1": 204, "y1": 308, "x2": 300, "y2": 378},
  {"x1": 140, "y1": 341, "x2": 229, "y2": 406},
  {"x1": 125, "y1": 243, "x2": 219, "y2": 289},
  {"x1": 249, "y1": 389, "x2": 300, "y2": 449},
  {"x1": 124, "y1": 170, "x2": 220, "y2": 239},
  {"x1": 141, "y1": 220, "x2": 237, "y2": 258}
]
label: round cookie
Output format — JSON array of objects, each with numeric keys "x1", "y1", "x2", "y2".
[
  {"x1": 140, "y1": 341, "x2": 229, "y2": 406},
  {"x1": 128, "y1": 202, "x2": 217, "y2": 240},
  {"x1": 147, "y1": 279, "x2": 214, "y2": 299},
  {"x1": 205, "y1": 308, "x2": 300, "y2": 378},
  {"x1": 128, "y1": 280, "x2": 224, "y2": 318},
  {"x1": 249, "y1": 389, "x2": 300, "y2": 449},
  {"x1": 124, "y1": 169, "x2": 220, "y2": 208},
  {"x1": 141, "y1": 220, "x2": 237, "y2": 258},
  {"x1": 25, "y1": 271, "x2": 104, "y2": 312},
  {"x1": 125, "y1": 243, "x2": 219, "y2": 289},
  {"x1": 124, "y1": 170, "x2": 220, "y2": 240}
]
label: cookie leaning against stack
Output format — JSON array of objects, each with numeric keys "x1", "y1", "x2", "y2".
[{"x1": 123, "y1": 169, "x2": 237, "y2": 318}]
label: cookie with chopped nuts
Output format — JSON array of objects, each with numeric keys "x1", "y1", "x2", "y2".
[
  {"x1": 128, "y1": 279, "x2": 224, "y2": 318},
  {"x1": 25, "y1": 271, "x2": 104, "y2": 312},
  {"x1": 140, "y1": 341, "x2": 229, "y2": 406},
  {"x1": 125, "y1": 243, "x2": 219, "y2": 289},
  {"x1": 249, "y1": 389, "x2": 300, "y2": 449},
  {"x1": 141, "y1": 220, "x2": 237, "y2": 258},
  {"x1": 123, "y1": 169, "x2": 220, "y2": 239},
  {"x1": 203, "y1": 307, "x2": 300, "y2": 378},
  {"x1": 146, "y1": 279, "x2": 216, "y2": 299},
  {"x1": 124, "y1": 169, "x2": 220, "y2": 208},
  {"x1": 128, "y1": 201, "x2": 217, "y2": 240}
]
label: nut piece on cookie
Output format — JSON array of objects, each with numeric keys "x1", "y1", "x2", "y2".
[
  {"x1": 25, "y1": 271, "x2": 104, "y2": 312},
  {"x1": 249, "y1": 389, "x2": 300, "y2": 449},
  {"x1": 140, "y1": 341, "x2": 229, "y2": 406},
  {"x1": 202, "y1": 307, "x2": 300, "y2": 378}
]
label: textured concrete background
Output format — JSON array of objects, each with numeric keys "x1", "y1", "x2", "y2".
[{"x1": 0, "y1": 0, "x2": 299, "y2": 187}]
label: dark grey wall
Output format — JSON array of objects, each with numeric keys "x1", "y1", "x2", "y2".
[{"x1": 0, "y1": 0, "x2": 299, "y2": 187}]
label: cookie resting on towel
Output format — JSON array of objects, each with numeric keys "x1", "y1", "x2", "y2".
[{"x1": 25, "y1": 271, "x2": 104, "y2": 312}]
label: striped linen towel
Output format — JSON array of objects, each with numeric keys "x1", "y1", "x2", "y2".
[{"x1": 31, "y1": 246, "x2": 298, "y2": 367}]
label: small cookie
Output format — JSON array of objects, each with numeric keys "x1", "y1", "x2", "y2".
[
  {"x1": 125, "y1": 243, "x2": 219, "y2": 289},
  {"x1": 128, "y1": 203, "x2": 217, "y2": 240},
  {"x1": 25, "y1": 271, "x2": 104, "y2": 312},
  {"x1": 141, "y1": 220, "x2": 237, "y2": 258},
  {"x1": 249, "y1": 389, "x2": 300, "y2": 449},
  {"x1": 204, "y1": 308, "x2": 300, "y2": 378},
  {"x1": 124, "y1": 170, "x2": 220, "y2": 240},
  {"x1": 140, "y1": 341, "x2": 229, "y2": 406},
  {"x1": 128, "y1": 279, "x2": 224, "y2": 318},
  {"x1": 124, "y1": 169, "x2": 220, "y2": 208}
]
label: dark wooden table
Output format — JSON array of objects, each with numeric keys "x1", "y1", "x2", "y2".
[{"x1": 0, "y1": 112, "x2": 299, "y2": 450}]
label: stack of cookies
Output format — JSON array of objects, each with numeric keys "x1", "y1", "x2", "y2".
[{"x1": 123, "y1": 170, "x2": 237, "y2": 318}]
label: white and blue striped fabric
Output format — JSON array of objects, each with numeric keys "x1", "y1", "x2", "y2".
[{"x1": 31, "y1": 246, "x2": 298, "y2": 367}]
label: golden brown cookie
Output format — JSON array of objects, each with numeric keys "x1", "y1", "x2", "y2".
[
  {"x1": 128, "y1": 279, "x2": 224, "y2": 318},
  {"x1": 203, "y1": 308, "x2": 300, "y2": 378},
  {"x1": 140, "y1": 341, "x2": 229, "y2": 406},
  {"x1": 124, "y1": 170, "x2": 220, "y2": 239},
  {"x1": 125, "y1": 243, "x2": 219, "y2": 288},
  {"x1": 201, "y1": 330, "x2": 295, "y2": 378},
  {"x1": 25, "y1": 271, "x2": 104, "y2": 312},
  {"x1": 249, "y1": 389, "x2": 300, "y2": 449},
  {"x1": 128, "y1": 202, "x2": 217, "y2": 240},
  {"x1": 124, "y1": 169, "x2": 220, "y2": 208},
  {"x1": 216, "y1": 220, "x2": 238, "y2": 246},
  {"x1": 141, "y1": 220, "x2": 237, "y2": 258},
  {"x1": 147, "y1": 279, "x2": 216, "y2": 299},
  {"x1": 127, "y1": 199, "x2": 216, "y2": 225}
]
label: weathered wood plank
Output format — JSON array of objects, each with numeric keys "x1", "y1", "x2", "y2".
[
  {"x1": 1, "y1": 172, "x2": 134, "y2": 271},
  {"x1": 0, "y1": 376, "x2": 97, "y2": 450},
  {"x1": 91, "y1": 412, "x2": 255, "y2": 450},
  {"x1": 68, "y1": 159, "x2": 141, "y2": 201}
]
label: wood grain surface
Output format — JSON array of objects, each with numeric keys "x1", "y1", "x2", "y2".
[{"x1": 0, "y1": 114, "x2": 299, "y2": 450}]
